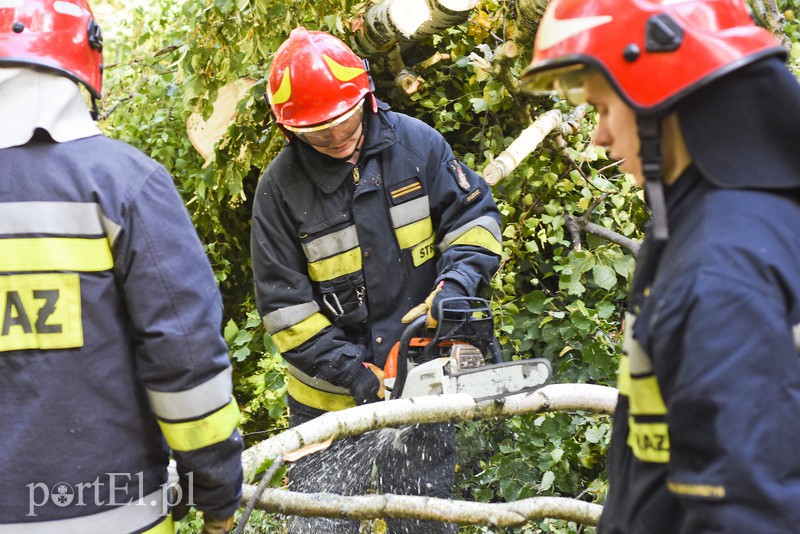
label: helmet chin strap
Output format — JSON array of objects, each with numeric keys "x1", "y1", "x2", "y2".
[{"x1": 637, "y1": 115, "x2": 669, "y2": 241}]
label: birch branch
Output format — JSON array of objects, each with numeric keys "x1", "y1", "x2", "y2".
[
  {"x1": 482, "y1": 105, "x2": 588, "y2": 186},
  {"x1": 242, "y1": 383, "x2": 618, "y2": 481},
  {"x1": 241, "y1": 487, "x2": 604, "y2": 527}
]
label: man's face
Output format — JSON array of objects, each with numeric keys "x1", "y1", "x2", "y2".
[
  {"x1": 584, "y1": 73, "x2": 643, "y2": 186},
  {"x1": 294, "y1": 104, "x2": 364, "y2": 160}
]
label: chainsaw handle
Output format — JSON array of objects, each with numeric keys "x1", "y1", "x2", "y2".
[{"x1": 392, "y1": 314, "x2": 428, "y2": 399}]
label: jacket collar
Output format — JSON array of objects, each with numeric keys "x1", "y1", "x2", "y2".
[
  {"x1": 292, "y1": 99, "x2": 397, "y2": 194},
  {"x1": 0, "y1": 68, "x2": 101, "y2": 150}
]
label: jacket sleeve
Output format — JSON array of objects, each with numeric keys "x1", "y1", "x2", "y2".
[
  {"x1": 251, "y1": 174, "x2": 366, "y2": 388},
  {"x1": 114, "y1": 164, "x2": 243, "y2": 519},
  {"x1": 416, "y1": 123, "x2": 503, "y2": 295},
  {"x1": 662, "y1": 272, "x2": 800, "y2": 531}
]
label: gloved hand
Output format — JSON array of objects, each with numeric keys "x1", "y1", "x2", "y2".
[
  {"x1": 349, "y1": 362, "x2": 385, "y2": 405},
  {"x1": 202, "y1": 514, "x2": 234, "y2": 534},
  {"x1": 170, "y1": 475, "x2": 192, "y2": 522},
  {"x1": 401, "y1": 281, "x2": 470, "y2": 329}
]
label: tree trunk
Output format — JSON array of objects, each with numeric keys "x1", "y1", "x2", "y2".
[
  {"x1": 242, "y1": 486, "x2": 604, "y2": 527},
  {"x1": 242, "y1": 383, "x2": 617, "y2": 480}
]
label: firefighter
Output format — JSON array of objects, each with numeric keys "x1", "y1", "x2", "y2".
[
  {"x1": 0, "y1": 1, "x2": 242, "y2": 532},
  {"x1": 521, "y1": 0, "x2": 800, "y2": 532},
  {"x1": 251, "y1": 27, "x2": 503, "y2": 533}
]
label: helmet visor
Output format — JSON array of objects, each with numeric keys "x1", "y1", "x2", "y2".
[
  {"x1": 520, "y1": 62, "x2": 596, "y2": 105},
  {"x1": 283, "y1": 99, "x2": 365, "y2": 147}
]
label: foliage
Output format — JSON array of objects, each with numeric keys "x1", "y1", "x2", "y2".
[{"x1": 94, "y1": 0, "x2": 798, "y2": 532}]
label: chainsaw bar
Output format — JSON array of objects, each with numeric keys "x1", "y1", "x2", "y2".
[
  {"x1": 395, "y1": 357, "x2": 552, "y2": 401},
  {"x1": 450, "y1": 359, "x2": 552, "y2": 401}
]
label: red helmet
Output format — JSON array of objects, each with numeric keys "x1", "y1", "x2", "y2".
[
  {"x1": 520, "y1": 0, "x2": 785, "y2": 112},
  {"x1": 0, "y1": 0, "x2": 103, "y2": 98},
  {"x1": 267, "y1": 27, "x2": 374, "y2": 129}
]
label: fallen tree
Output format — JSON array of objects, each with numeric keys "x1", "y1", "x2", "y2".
[{"x1": 238, "y1": 384, "x2": 617, "y2": 527}]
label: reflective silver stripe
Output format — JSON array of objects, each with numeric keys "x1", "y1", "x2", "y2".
[
  {"x1": 146, "y1": 368, "x2": 233, "y2": 421},
  {"x1": 302, "y1": 226, "x2": 359, "y2": 262},
  {"x1": 0, "y1": 202, "x2": 103, "y2": 235},
  {"x1": 0, "y1": 201, "x2": 122, "y2": 246},
  {"x1": 287, "y1": 364, "x2": 351, "y2": 395},
  {"x1": 439, "y1": 216, "x2": 502, "y2": 251},
  {"x1": 0, "y1": 487, "x2": 167, "y2": 534},
  {"x1": 390, "y1": 196, "x2": 430, "y2": 228},
  {"x1": 793, "y1": 322, "x2": 800, "y2": 351},
  {"x1": 263, "y1": 301, "x2": 321, "y2": 334},
  {"x1": 623, "y1": 312, "x2": 653, "y2": 375}
]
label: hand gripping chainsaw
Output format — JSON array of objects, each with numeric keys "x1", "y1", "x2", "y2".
[{"x1": 383, "y1": 297, "x2": 552, "y2": 401}]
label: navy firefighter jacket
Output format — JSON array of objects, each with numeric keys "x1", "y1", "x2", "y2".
[
  {"x1": 599, "y1": 165, "x2": 800, "y2": 533},
  {"x1": 251, "y1": 101, "x2": 503, "y2": 411},
  {"x1": 0, "y1": 134, "x2": 243, "y2": 531}
]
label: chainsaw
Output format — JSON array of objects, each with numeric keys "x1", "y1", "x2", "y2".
[{"x1": 383, "y1": 297, "x2": 552, "y2": 401}]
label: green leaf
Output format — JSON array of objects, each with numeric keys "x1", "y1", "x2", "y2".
[
  {"x1": 592, "y1": 264, "x2": 617, "y2": 290},
  {"x1": 223, "y1": 319, "x2": 238, "y2": 343},
  {"x1": 540, "y1": 470, "x2": 555, "y2": 492}
]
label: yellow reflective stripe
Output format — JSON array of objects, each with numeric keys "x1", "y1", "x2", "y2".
[
  {"x1": 143, "y1": 515, "x2": 174, "y2": 534},
  {"x1": 287, "y1": 372, "x2": 356, "y2": 411},
  {"x1": 667, "y1": 481, "x2": 726, "y2": 499},
  {"x1": 449, "y1": 226, "x2": 503, "y2": 255},
  {"x1": 307, "y1": 247, "x2": 362, "y2": 282},
  {"x1": 617, "y1": 355, "x2": 630, "y2": 396},
  {"x1": 158, "y1": 398, "x2": 240, "y2": 453},
  {"x1": 0, "y1": 273, "x2": 83, "y2": 352},
  {"x1": 627, "y1": 418, "x2": 670, "y2": 463},
  {"x1": 271, "y1": 312, "x2": 331, "y2": 352},
  {"x1": 395, "y1": 218, "x2": 433, "y2": 250},
  {"x1": 411, "y1": 234, "x2": 436, "y2": 267},
  {"x1": 629, "y1": 375, "x2": 667, "y2": 415},
  {"x1": 269, "y1": 67, "x2": 291, "y2": 105},
  {"x1": 0, "y1": 237, "x2": 112, "y2": 272},
  {"x1": 323, "y1": 54, "x2": 365, "y2": 82}
]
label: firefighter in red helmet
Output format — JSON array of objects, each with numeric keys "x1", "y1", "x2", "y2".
[
  {"x1": 522, "y1": 0, "x2": 800, "y2": 532},
  {"x1": 0, "y1": 1, "x2": 242, "y2": 532},
  {"x1": 252, "y1": 27, "x2": 503, "y2": 533}
]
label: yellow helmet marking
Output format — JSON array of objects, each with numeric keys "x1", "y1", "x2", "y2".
[
  {"x1": 323, "y1": 54, "x2": 365, "y2": 82},
  {"x1": 269, "y1": 67, "x2": 292, "y2": 105},
  {"x1": 536, "y1": 9, "x2": 612, "y2": 51}
]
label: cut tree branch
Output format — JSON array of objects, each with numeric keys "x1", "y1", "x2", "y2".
[
  {"x1": 238, "y1": 384, "x2": 616, "y2": 527},
  {"x1": 242, "y1": 384, "x2": 618, "y2": 480},
  {"x1": 241, "y1": 487, "x2": 603, "y2": 527},
  {"x1": 482, "y1": 105, "x2": 588, "y2": 185}
]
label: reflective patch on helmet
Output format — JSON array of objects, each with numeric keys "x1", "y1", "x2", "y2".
[
  {"x1": 536, "y1": 8, "x2": 612, "y2": 51},
  {"x1": 269, "y1": 67, "x2": 291, "y2": 105},
  {"x1": 323, "y1": 54, "x2": 365, "y2": 82},
  {"x1": 53, "y1": 0, "x2": 83, "y2": 17}
]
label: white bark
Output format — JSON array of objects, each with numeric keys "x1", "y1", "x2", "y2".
[
  {"x1": 482, "y1": 105, "x2": 588, "y2": 185},
  {"x1": 356, "y1": 0, "x2": 479, "y2": 54},
  {"x1": 242, "y1": 383, "x2": 618, "y2": 480},
  {"x1": 241, "y1": 486, "x2": 604, "y2": 527}
]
